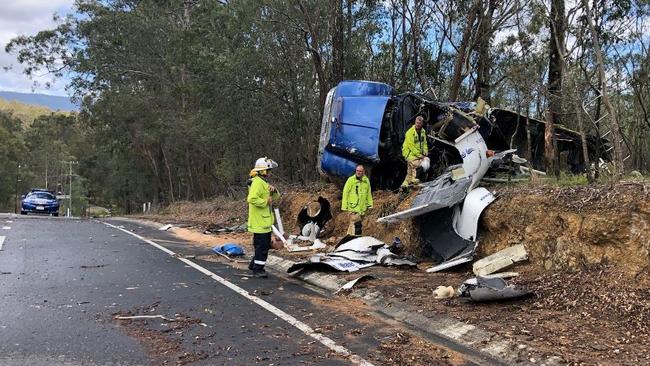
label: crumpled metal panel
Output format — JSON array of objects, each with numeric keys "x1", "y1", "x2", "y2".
[
  {"x1": 287, "y1": 257, "x2": 375, "y2": 273},
  {"x1": 335, "y1": 236, "x2": 386, "y2": 252},
  {"x1": 378, "y1": 173, "x2": 471, "y2": 223},
  {"x1": 459, "y1": 276, "x2": 531, "y2": 302}
]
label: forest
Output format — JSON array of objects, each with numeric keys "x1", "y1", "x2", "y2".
[{"x1": 1, "y1": 0, "x2": 648, "y2": 213}]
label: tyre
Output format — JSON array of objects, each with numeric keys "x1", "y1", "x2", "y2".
[
  {"x1": 20, "y1": 211, "x2": 27, "y2": 215},
  {"x1": 53, "y1": 212, "x2": 59, "y2": 217}
]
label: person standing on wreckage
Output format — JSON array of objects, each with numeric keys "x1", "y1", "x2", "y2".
[
  {"x1": 400, "y1": 115, "x2": 430, "y2": 190},
  {"x1": 341, "y1": 164, "x2": 373, "y2": 235},
  {"x1": 247, "y1": 157, "x2": 280, "y2": 278}
]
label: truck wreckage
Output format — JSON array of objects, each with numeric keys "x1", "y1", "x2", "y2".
[{"x1": 315, "y1": 80, "x2": 606, "y2": 272}]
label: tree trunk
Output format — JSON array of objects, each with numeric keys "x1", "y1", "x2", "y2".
[
  {"x1": 547, "y1": 0, "x2": 565, "y2": 129},
  {"x1": 332, "y1": 0, "x2": 344, "y2": 83},
  {"x1": 544, "y1": 110, "x2": 560, "y2": 177},
  {"x1": 574, "y1": 93, "x2": 593, "y2": 182},
  {"x1": 399, "y1": 0, "x2": 410, "y2": 85},
  {"x1": 581, "y1": 0, "x2": 625, "y2": 175},
  {"x1": 544, "y1": 0, "x2": 565, "y2": 177},
  {"x1": 297, "y1": 0, "x2": 329, "y2": 110},
  {"x1": 449, "y1": 0, "x2": 481, "y2": 101},
  {"x1": 473, "y1": 0, "x2": 497, "y2": 103}
]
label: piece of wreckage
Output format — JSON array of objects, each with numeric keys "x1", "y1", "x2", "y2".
[
  {"x1": 317, "y1": 80, "x2": 608, "y2": 271},
  {"x1": 272, "y1": 198, "x2": 333, "y2": 252},
  {"x1": 287, "y1": 236, "x2": 416, "y2": 273}
]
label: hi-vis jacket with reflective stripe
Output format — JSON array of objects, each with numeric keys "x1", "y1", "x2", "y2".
[
  {"x1": 341, "y1": 175, "x2": 373, "y2": 215},
  {"x1": 247, "y1": 176, "x2": 280, "y2": 234},
  {"x1": 402, "y1": 125, "x2": 428, "y2": 161}
]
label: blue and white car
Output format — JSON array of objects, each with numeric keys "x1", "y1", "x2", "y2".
[{"x1": 21, "y1": 189, "x2": 60, "y2": 216}]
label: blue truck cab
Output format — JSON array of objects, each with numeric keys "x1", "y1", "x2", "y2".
[{"x1": 318, "y1": 80, "x2": 408, "y2": 189}]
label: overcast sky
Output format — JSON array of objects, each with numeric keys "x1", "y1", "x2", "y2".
[{"x1": 0, "y1": 0, "x2": 74, "y2": 96}]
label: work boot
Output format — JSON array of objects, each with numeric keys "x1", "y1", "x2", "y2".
[{"x1": 251, "y1": 269, "x2": 268, "y2": 278}]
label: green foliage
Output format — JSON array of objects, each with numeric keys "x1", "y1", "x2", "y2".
[
  {"x1": 550, "y1": 172, "x2": 590, "y2": 187},
  {"x1": 2, "y1": 0, "x2": 648, "y2": 212}
]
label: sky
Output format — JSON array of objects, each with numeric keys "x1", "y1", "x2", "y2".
[{"x1": 0, "y1": 0, "x2": 75, "y2": 96}]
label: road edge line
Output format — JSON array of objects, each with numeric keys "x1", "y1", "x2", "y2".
[{"x1": 102, "y1": 222, "x2": 375, "y2": 366}]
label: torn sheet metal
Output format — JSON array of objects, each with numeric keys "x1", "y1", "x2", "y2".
[
  {"x1": 288, "y1": 236, "x2": 415, "y2": 273},
  {"x1": 472, "y1": 244, "x2": 528, "y2": 276},
  {"x1": 335, "y1": 275, "x2": 376, "y2": 294},
  {"x1": 287, "y1": 256, "x2": 375, "y2": 273},
  {"x1": 335, "y1": 236, "x2": 385, "y2": 252},
  {"x1": 377, "y1": 173, "x2": 472, "y2": 223},
  {"x1": 419, "y1": 207, "x2": 476, "y2": 270},
  {"x1": 458, "y1": 276, "x2": 531, "y2": 302},
  {"x1": 329, "y1": 250, "x2": 377, "y2": 262}
]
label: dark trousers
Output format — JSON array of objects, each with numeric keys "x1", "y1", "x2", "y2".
[{"x1": 249, "y1": 232, "x2": 271, "y2": 271}]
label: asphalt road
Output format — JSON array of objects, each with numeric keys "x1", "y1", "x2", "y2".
[{"x1": 0, "y1": 215, "x2": 477, "y2": 366}]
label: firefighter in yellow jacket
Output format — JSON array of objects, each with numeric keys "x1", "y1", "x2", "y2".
[
  {"x1": 341, "y1": 164, "x2": 373, "y2": 235},
  {"x1": 247, "y1": 157, "x2": 280, "y2": 278},
  {"x1": 401, "y1": 115, "x2": 429, "y2": 188}
]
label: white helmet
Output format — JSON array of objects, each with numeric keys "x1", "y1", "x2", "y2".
[{"x1": 252, "y1": 157, "x2": 278, "y2": 172}]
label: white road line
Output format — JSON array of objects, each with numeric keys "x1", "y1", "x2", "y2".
[
  {"x1": 0, "y1": 236, "x2": 5, "y2": 251},
  {"x1": 103, "y1": 222, "x2": 374, "y2": 366},
  {"x1": 2, "y1": 226, "x2": 10, "y2": 230}
]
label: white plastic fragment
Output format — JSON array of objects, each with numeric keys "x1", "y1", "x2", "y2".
[
  {"x1": 472, "y1": 244, "x2": 528, "y2": 276},
  {"x1": 158, "y1": 224, "x2": 173, "y2": 231},
  {"x1": 274, "y1": 208, "x2": 284, "y2": 235}
]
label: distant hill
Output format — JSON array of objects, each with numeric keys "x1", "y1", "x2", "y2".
[
  {"x1": 0, "y1": 97, "x2": 68, "y2": 125},
  {"x1": 0, "y1": 91, "x2": 77, "y2": 112}
]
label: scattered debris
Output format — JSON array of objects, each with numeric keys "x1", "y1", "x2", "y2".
[
  {"x1": 80, "y1": 264, "x2": 107, "y2": 269},
  {"x1": 288, "y1": 236, "x2": 415, "y2": 273},
  {"x1": 336, "y1": 275, "x2": 376, "y2": 294},
  {"x1": 472, "y1": 244, "x2": 528, "y2": 276},
  {"x1": 212, "y1": 243, "x2": 244, "y2": 257},
  {"x1": 433, "y1": 286, "x2": 456, "y2": 299},
  {"x1": 158, "y1": 224, "x2": 173, "y2": 231},
  {"x1": 204, "y1": 223, "x2": 247, "y2": 234},
  {"x1": 114, "y1": 315, "x2": 175, "y2": 321},
  {"x1": 458, "y1": 276, "x2": 531, "y2": 302}
]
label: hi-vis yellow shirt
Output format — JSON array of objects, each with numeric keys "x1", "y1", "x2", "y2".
[
  {"x1": 402, "y1": 125, "x2": 428, "y2": 161},
  {"x1": 247, "y1": 176, "x2": 280, "y2": 233},
  {"x1": 341, "y1": 175, "x2": 373, "y2": 215}
]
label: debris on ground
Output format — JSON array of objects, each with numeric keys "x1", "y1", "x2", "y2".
[
  {"x1": 138, "y1": 179, "x2": 650, "y2": 365},
  {"x1": 472, "y1": 243, "x2": 528, "y2": 276},
  {"x1": 158, "y1": 224, "x2": 173, "y2": 231},
  {"x1": 212, "y1": 243, "x2": 245, "y2": 257},
  {"x1": 115, "y1": 315, "x2": 175, "y2": 321},
  {"x1": 433, "y1": 286, "x2": 456, "y2": 299},
  {"x1": 458, "y1": 276, "x2": 531, "y2": 302},
  {"x1": 287, "y1": 236, "x2": 416, "y2": 273},
  {"x1": 336, "y1": 275, "x2": 376, "y2": 294}
]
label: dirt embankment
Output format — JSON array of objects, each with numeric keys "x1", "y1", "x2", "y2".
[
  {"x1": 144, "y1": 180, "x2": 650, "y2": 276},
  {"x1": 481, "y1": 182, "x2": 650, "y2": 275}
]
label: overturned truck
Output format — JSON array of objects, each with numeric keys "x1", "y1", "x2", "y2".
[
  {"x1": 317, "y1": 80, "x2": 606, "y2": 270},
  {"x1": 318, "y1": 80, "x2": 605, "y2": 189}
]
